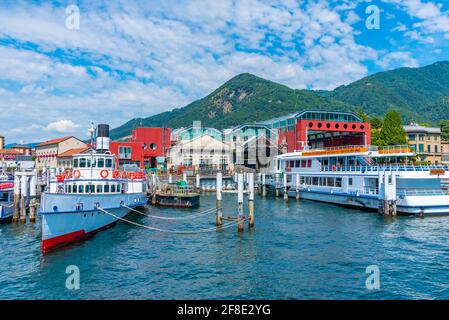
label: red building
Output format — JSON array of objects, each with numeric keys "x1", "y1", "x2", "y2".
[
  {"x1": 263, "y1": 110, "x2": 371, "y2": 153},
  {"x1": 109, "y1": 127, "x2": 171, "y2": 169}
]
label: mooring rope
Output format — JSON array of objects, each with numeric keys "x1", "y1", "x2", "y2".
[
  {"x1": 98, "y1": 207, "x2": 247, "y2": 234},
  {"x1": 121, "y1": 204, "x2": 218, "y2": 220}
]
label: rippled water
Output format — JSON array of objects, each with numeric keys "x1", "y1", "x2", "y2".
[{"x1": 1, "y1": 194, "x2": 449, "y2": 299}]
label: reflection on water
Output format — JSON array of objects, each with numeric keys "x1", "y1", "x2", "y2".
[{"x1": 1, "y1": 194, "x2": 449, "y2": 299}]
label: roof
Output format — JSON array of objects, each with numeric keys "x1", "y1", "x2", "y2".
[
  {"x1": 403, "y1": 125, "x2": 441, "y2": 134},
  {"x1": 38, "y1": 136, "x2": 72, "y2": 147},
  {"x1": 261, "y1": 110, "x2": 363, "y2": 126},
  {"x1": 58, "y1": 147, "x2": 90, "y2": 157},
  {"x1": 0, "y1": 149, "x2": 21, "y2": 155}
]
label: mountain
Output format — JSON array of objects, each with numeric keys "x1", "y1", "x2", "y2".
[
  {"x1": 319, "y1": 61, "x2": 449, "y2": 123},
  {"x1": 110, "y1": 73, "x2": 353, "y2": 139},
  {"x1": 110, "y1": 61, "x2": 449, "y2": 140}
]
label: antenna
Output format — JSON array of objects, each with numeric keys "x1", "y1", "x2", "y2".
[{"x1": 88, "y1": 121, "x2": 95, "y2": 151}]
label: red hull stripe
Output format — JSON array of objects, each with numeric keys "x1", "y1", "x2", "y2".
[{"x1": 41, "y1": 221, "x2": 117, "y2": 254}]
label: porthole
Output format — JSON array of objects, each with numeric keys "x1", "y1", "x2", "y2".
[
  {"x1": 326, "y1": 123, "x2": 331, "y2": 129},
  {"x1": 360, "y1": 125, "x2": 365, "y2": 130},
  {"x1": 343, "y1": 124, "x2": 348, "y2": 129},
  {"x1": 308, "y1": 122, "x2": 313, "y2": 128},
  {"x1": 352, "y1": 124, "x2": 356, "y2": 130},
  {"x1": 150, "y1": 143, "x2": 157, "y2": 150},
  {"x1": 317, "y1": 123, "x2": 322, "y2": 128},
  {"x1": 335, "y1": 124, "x2": 340, "y2": 129}
]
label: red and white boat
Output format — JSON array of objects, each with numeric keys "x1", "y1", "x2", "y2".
[{"x1": 40, "y1": 124, "x2": 147, "y2": 253}]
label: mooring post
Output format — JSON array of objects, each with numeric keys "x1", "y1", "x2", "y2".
[
  {"x1": 295, "y1": 173, "x2": 300, "y2": 200},
  {"x1": 168, "y1": 173, "x2": 172, "y2": 184},
  {"x1": 29, "y1": 172, "x2": 37, "y2": 222},
  {"x1": 248, "y1": 172, "x2": 255, "y2": 228},
  {"x1": 20, "y1": 174, "x2": 28, "y2": 223},
  {"x1": 262, "y1": 173, "x2": 267, "y2": 197},
  {"x1": 275, "y1": 173, "x2": 280, "y2": 197},
  {"x1": 13, "y1": 173, "x2": 21, "y2": 222},
  {"x1": 216, "y1": 172, "x2": 223, "y2": 226},
  {"x1": 383, "y1": 171, "x2": 390, "y2": 216},
  {"x1": 182, "y1": 172, "x2": 187, "y2": 183},
  {"x1": 196, "y1": 173, "x2": 200, "y2": 190},
  {"x1": 283, "y1": 173, "x2": 288, "y2": 201},
  {"x1": 237, "y1": 173, "x2": 244, "y2": 232},
  {"x1": 391, "y1": 171, "x2": 397, "y2": 216}
]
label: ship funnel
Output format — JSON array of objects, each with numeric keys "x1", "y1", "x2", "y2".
[{"x1": 96, "y1": 124, "x2": 110, "y2": 153}]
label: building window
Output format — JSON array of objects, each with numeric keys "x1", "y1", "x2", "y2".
[
  {"x1": 118, "y1": 146, "x2": 132, "y2": 159},
  {"x1": 435, "y1": 145, "x2": 439, "y2": 153},
  {"x1": 408, "y1": 134, "x2": 416, "y2": 141},
  {"x1": 419, "y1": 144, "x2": 424, "y2": 153},
  {"x1": 427, "y1": 145, "x2": 431, "y2": 153}
]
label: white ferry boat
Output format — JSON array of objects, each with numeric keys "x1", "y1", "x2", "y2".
[
  {"x1": 0, "y1": 174, "x2": 14, "y2": 223},
  {"x1": 275, "y1": 145, "x2": 449, "y2": 216},
  {"x1": 40, "y1": 124, "x2": 147, "y2": 253}
]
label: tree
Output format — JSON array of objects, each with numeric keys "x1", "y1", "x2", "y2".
[
  {"x1": 371, "y1": 129, "x2": 385, "y2": 147},
  {"x1": 379, "y1": 110, "x2": 407, "y2": 146},
  {"x1": 441, "y1": 120, "x2": 449, "y2": 141},
  {"x1": 370, "y1": 117, "x2": 382, "y2": 130},
  {"x1": 356, "y1": 110, "x2": 370, "y2": 123}
]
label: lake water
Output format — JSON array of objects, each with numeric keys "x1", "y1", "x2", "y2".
[{"x1": 1, "y1": 194, "x2": 449, "y2": 299}]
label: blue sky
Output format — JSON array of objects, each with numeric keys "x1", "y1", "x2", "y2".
[{"x1": 0, "y1": 0, "x2": 449, "y2": 143}]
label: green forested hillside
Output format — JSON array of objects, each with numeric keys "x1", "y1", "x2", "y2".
[
  {"x1": 110, "y1": 73, "x2": 353, "y2": 139},
  {"x1": 111, "y1": 62, "x2": 449, "y2": 140}
]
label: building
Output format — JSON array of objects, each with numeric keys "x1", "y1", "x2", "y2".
[
  {"x1": 35, "y1": 136, "x2": 87, "y2": 170},
  {"x1": 167, "y1": 134, "x2": 231, "y2": 173},
  {"x1": 262, "y1": 110, "x2": 371, "y2": 152},
  {"x1": 57, "y1": 147, "x2": 91, "y2": 170},
  {"x1": 9, "y1": 145, "x2": 32, "y2": 156},
  {"x1": 224, "y1": 124, "x2": 279, "y2": 172},
  {"x1": 109, "y1": 127, "x2": 171, "y2": 169},
  {"x1": 442, "y1": 141, "x2": 449, "y2": 165},
  {"x1": 0, "y1": 148, "x2": 34, "y2": 169},
  {"x1": 0, "y1": 135, "x2": 4, "y2": 150},
  {"x1": 404, "y1": 124, "x2": 442, "y2": 164}
]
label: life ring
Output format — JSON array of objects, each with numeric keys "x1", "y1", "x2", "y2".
[
  {"x1": 64, "y1": 170, "x2": 73, "y2": 179},
  {"x1": 73, "y1": 170, "x2": 81, "y2": 179},
  {"x1": 100, "y1": 170, "x2": 109, "y2": 179},
  {"x1": 112, "y1": 170, "x2": 120, "y2": 179}
]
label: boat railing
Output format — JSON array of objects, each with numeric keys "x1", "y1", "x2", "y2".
[
  {"x1": 321, "y1": 165, "x2": 449, "y2": 173},
  {"x1": 397, "y1": 188, "x2": 448, "y2": 196}
]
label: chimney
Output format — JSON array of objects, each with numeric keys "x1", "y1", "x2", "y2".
[{"x1": 96, "y1": 124, "x2": 110, "y2": 153}]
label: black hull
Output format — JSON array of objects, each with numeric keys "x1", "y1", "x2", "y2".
[{"x1": 154, "y1": 194, "x2": 200, "y2": 208}]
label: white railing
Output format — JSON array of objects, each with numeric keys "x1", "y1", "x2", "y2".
[{"x1": 321, "y1": 165, "x2": 449, "y2": 173}]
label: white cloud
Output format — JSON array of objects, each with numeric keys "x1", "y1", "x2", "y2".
[
  {"x1": 377, "y1": 51, "x2": 419, "y2": 69},
  {"x1": 44, "y1": 120, "x2": 80, "y2": 133}
]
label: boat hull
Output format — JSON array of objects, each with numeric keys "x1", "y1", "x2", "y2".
[
  {"x1": 283, "y1": 188, "x2": 449, "y2": 216},
  {"x1": 41, "y1": 193, "x2": 147, "y2": 253},
  {"x1": 153, "y1": 194, "x2": 200, "y2": 208}
]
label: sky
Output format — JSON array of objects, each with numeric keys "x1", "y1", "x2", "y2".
[{"x1": 0, "y1": 0, "x2": 449, "y2": 143}]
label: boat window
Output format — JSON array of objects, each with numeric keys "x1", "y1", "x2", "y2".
[
  {"x1": 0, "y1": 192, "x2": 8, "y2": 201},
  {"x1": 86, "y1": 158, "x2": 91, "y2": 168},
  {"x1": 91, "y1": 158, "x2": 96, "y2": 168},
  {"x1": 96, "y1": 185, "x2": 103, "y2": 193},
  {"x1": 327, "y1": 177, "x2": 334, "y2": 187},
  {"x1": 104, "y1": 184, "x2": 110, "y2": 193},
  {"x1": 117, "y1": 184, "x2": 121, "y2": 193},
  {"x1": 106, "y1": 158, "x2": 113, "y2": 168},
  {"x1": 349, "y1": 178, "x2": 353, "y2": 186},
  {"x1": 335, "y1": 178, "x2": 342, "y2": 187},
  {"x1": 97, "y1": 158, "x2": 105, "y2": 168},
  {"x1": 111, "y1": 184, "x2": 116, "y2": 193},
  {"x1": 79, "y1": 185, "x2": 84, "y2": 193},
  {"x1": 300, "y1": 177, "x2": 306, "y2": 184},
  {"x1": 73, "y1": 158, "x2": 78, "y2": 168},
  {"x1": 86, "y1": 185, "x2": 94, "y2": 193},
  {"x1": 79, "y1": 158, "x2": 86, "y2": 168}
]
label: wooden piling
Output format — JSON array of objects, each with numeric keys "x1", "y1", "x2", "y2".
[
  {"x1": 29, "y1": 173, "x2": 37, "y2": 222},
  {"x1": 262, "y1": 173, "x2": 267, "y2": 197},
  {"x1": 19, "y1": 175, "x2": 27, "y2": 223},
  {"x1": 295, "y1": 173, "x2": 300, "y2": 200},
  {"x1": 248, "y1": 172, "x2": 254, "y2": 228},
  {"x1": 168, "y1": 174, "x2": 172, "y2": 184},
  {"x1": 237, "y1": 173, "x2": 244, "y2": 232},
  {"x1": 216, "y1": 172, "x2": 223, "y2": 226},
  {"x1": 182, "y1": 172, "x2": 187, "y2": 183},
  {"x1": 196, "y1": 174, "x2": 200, "y2": 190},
  {"x1": 283, "y1": 174, "x2": 288, "y2": 201}
]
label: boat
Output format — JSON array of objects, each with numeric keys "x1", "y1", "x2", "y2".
[
  {"x1": 40, "y1": 124, "x2": 147, "y2": 253},
  {"x1": 0, "y1": 174, "x2": 14, "y2": 224},
  {"x1": 151, "y1": 181, "x2": 200, "y2": 208},
  {"x1": 274, "y1": 145, "x2": 449, "y2": 216}
]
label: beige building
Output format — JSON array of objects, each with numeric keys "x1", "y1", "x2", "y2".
[
  {"x1": 36, "y1": 136, "x2": 87, "y2": 170},
  {"x1": 442, "y1": 141, "x2": 449, "y2": 165},
  {"x1": 404, "y1": 124, "x2": 442, "y2": 164},
  {"x1": 167, "y1": 134, "x2": 231, "y2": 172},
  {"x1": 0, "y1": 135, "x2": 4, "y2": 150}
]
